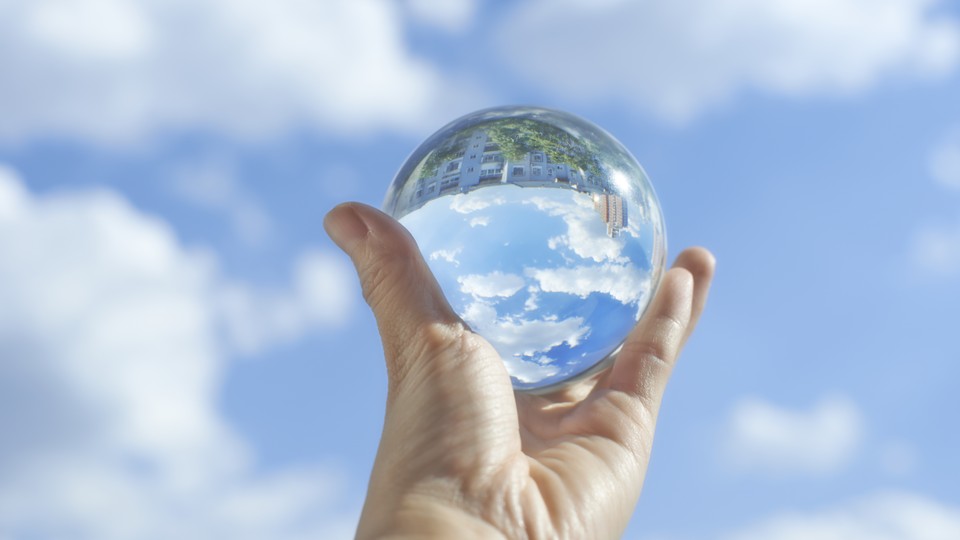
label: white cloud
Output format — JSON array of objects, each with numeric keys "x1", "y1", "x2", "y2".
[
  {"x1": 725, "y1": 395, "x2": 863, "y2": 475},
  {"x1": 910, "y1": 129, "x2": 960, "y2": 278},
  {"x1": 458, "y1": 271, "x2": 526, "y2": 298},
  {"x1": 172, "y1": 159, "x2": 273, "y2": 246},
  {"x1": 469, "y1": 215, "x2": 491, "y2": 227},
  {"x1": 455, "y1": 265, "x2": 595, "y2": 374},
  {"x1": 497, "y1": 0, "x2": 960, "y2": 123},
  {"x1": 0, "y1": 460, "x2": 358, "y2": 540},
  {"x1": 462, "y1": 301, "x2": 589, "y2": 363},
  {"x1": 912, "y1": 216, "x2": 960, "y2": 277},
  {"x1": 503, "y1": 356, "x2": 562, "y2": 384},
  {"x1": 526, "y1": 263, "x2": 651, "y2": 306},
  {"x1": 528, "y1": 195, "x2": 627, "y2": 263},
  {"x1": 0, "y1": 0, "x2": 462, "y2": 144},
  {"x1": 217, "y1": 250, "x2": 357, "y2": 356},
  {"x1": 23, "y1": 0, "x2": 154, "y2": 61},
  {"x1": 524, "y1": 286, "x2": 540, "y2": 312},
  {"x1": 723, "y1": 491, "x2": 960, "y2": 540},
  {"x1": 404, "y1": 0, "x2": 476, "y2": 33},
  {"x1": 909, "y1": 129, "x2": 960, "y2": 278},
  {"x1": 429, "y1": 247, "x2": 462, "y2": 266},
  {"x1": 929, "y1": 129, "x2": 960, "y2": 190},
  {"x1": 0, "y1": 165, "x2": 358, "y2": 538},
  {"x1": 450, "y1": 192, "x2": 506, "y2": 214}
]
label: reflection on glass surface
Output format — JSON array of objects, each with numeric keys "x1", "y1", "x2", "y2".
[{"x1": 384, "y1": 106, "x2": 666, "y2": 392}]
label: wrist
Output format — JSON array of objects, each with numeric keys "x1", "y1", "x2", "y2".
[{"x1": 357, "y1": 493, "x2": 508, "y2": 540}]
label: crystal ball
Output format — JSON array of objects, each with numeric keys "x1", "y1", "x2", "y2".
[{"x1": 384, "y1": 106, "x2": 666, "y2": 393}]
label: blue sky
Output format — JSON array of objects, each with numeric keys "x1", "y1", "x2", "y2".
[{"x1": 1, "y1": 0, "x2": 960, "y2": 538}]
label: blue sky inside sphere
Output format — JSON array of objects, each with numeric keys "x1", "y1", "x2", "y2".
[
  {"x1": 401, "y1": 184, "x2": 657, "y2": 390},
  {"x1": 1, "y1": 1, "x2": 960, "y2": 539}
]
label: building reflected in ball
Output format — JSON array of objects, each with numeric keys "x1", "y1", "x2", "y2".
[{"x1": 384, "y1": 107, "x2": 666, "y2": 392}]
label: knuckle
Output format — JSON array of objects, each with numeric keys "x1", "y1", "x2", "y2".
[
  {"x1": 390, "y1": 320, "x2": 475, "y2": 389},
  {"x1": 624, "y1": 311, "x2": 687, "y2": 365},
  {"x1": 408, "y1": 321, "x2": 474, "y2": 370},
  {"x1": 621, "y1": 340, "x2": 672, "y2": 371}
]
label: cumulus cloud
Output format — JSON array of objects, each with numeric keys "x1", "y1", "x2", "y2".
[
  {"x1": 461, "y1": 301, "x2": 589, "y2": 364},
  {"x1": 0, "y1": 165, "x2": 358, "y2": 538},
  {"x1": 910, "y1": 128, "x2": 960, "y2": 277},
  {"x1": 528, "y1": 195, "x2": 627, "y2": 263},
  {"x1": 524, "y1": 286, "x2": 540, "y2": 312},
  {"x1": 429, "y1": 247, "x2": 462, "y2": 266},
  {"x1": 526, "y1": 263, "x2": 651, "y2": 306},
  {"x1": 725, "y1": 395, "x2": 863, "y2": 475},
  {"x1": 459, "y1": 271, "x2": 526, "y2": 298},
  {"x1": 172, "y1": 159, "x2": 273, "y2": 246},
  {"x1": 912, "y1": 217, "x2": 960, "y2": 277},
  {"x1": 450, "y1": 192, "x2": 506, "y2": 214},
  {"x1": 217, "y1": 250, "x2": 356, "y2": 356},
  {"x1": 456, "y1": 265, "x2": 591, "y2": 373},
  {"x1": 503, "y1": 356, "x2": 562, "y2": 384},
  {"x1": 929, "y1": 128, "x2": 960, "y2": 190},
  {"x1": 497, "y1": 0, "x2": 960, "y2": 123},
  {"x1": 0, "y1": 0, "x2": 462, "y2": 144},
  {"x1": 469, "y1": 215, "x2": 491, "y2": 227},
  {"x1": 404, "y1": 0, "x2": 477, "y2": 33},
  {"x1": 723, "y1": 491, "x2": 960, "y2": 540}
]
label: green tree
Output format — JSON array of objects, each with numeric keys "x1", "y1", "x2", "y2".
[{"x1": 484, "y1": 119, "x2": 604, "y2": 180}]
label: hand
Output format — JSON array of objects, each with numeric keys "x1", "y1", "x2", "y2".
[{"x1": 325, "y1": 202, "x2": 715, "y2": 539}]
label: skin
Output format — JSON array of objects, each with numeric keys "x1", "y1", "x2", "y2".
[{"x1": 325, "y1": 202, "x2": 715, "y2": 540}]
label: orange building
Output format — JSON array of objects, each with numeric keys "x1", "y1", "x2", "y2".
[{"x1": 593, "y1": 193, "x2": 627, "y2": 238}]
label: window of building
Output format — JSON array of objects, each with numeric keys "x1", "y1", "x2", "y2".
[
  {"x1": 533, "y1": 154, "x2": 544, "y2": 163},
  {"x1": 513, "y1": 166, "x2": 524, "y2": 176},
  {"x1": 446, "y1": 161, "x2": 460, "y2": 173},
  {"x1": 532, "y1": 166, "x2": 542, "y2": 176}
]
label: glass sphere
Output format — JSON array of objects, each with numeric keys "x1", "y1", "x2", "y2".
[{"x1": 384, "y1": 106, "x2": 666, "y2": 393}]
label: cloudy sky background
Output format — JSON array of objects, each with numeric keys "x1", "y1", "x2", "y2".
[{"x1": 2, "y1": 0, "x2": 960, "y2": 538}]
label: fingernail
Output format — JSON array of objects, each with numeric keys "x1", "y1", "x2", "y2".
[{"x1": 324, "y1": 203, "x2": 369, "y2": 253}]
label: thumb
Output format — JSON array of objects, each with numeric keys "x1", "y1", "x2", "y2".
[{"x1": 324, "y1": 202, "x2": 463, "y2": 380}]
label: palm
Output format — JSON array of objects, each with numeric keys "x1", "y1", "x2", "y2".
[
  {"x1": 507, "y1": 377, "x2": 654, "y2": 537},
  {"x1": 373, "y1": 335, "x2": 653, "y2": 538}
]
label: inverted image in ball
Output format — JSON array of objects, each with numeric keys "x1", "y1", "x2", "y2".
[{"x1": 384, "y1": 106, "x2": 666, "y2": 393}]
